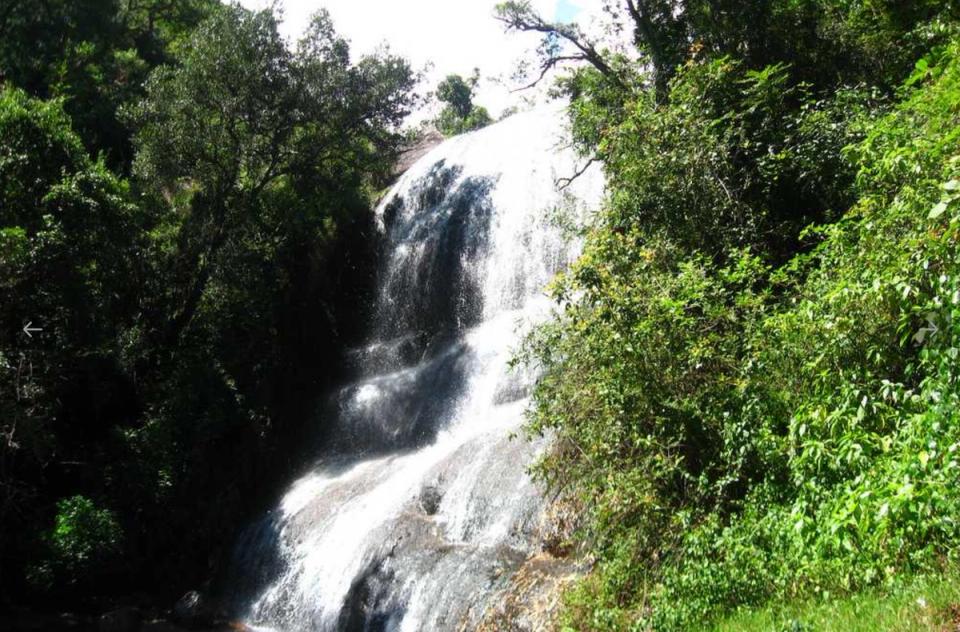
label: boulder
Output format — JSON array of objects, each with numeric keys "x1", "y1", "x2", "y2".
[{"x1": 418, "y1": 484, "x2": 443, "y2": 515}]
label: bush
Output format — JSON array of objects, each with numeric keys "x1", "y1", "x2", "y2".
[
  {"x1": 436, "y1": 104, "x2": 493, "y2": 136},
  {"x1": 29, "y1": 496, "x2": 123, "y2": 590},
  {"x1": 433, "y1": 72, "x2": 492, "y2": 136},
  {"x1": 524, "y1": 33, "x2": 960, "y2": 632}
]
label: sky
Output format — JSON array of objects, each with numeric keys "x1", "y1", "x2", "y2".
[{"x1": 238, "y1": 0, "x2": 598, "y2": 121}]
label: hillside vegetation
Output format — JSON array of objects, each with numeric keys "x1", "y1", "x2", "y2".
[
  {"x1": 0, "y1": 1, "x2": 415, "y2": 607},
  {"x1": 501, "y1": 1, "x2": 960, "y2": 629}
]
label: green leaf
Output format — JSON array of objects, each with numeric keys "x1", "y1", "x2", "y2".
[{"x1": 929, "y1": 201, "x2": 948, "y2": 219}]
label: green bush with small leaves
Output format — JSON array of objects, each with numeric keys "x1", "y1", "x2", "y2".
[
  {"x1": 28, "y1": 496, "x2": 123, "y2": 590},
  {"x1": 523, "y1": 24, "x2": 960, "y2": 632}
]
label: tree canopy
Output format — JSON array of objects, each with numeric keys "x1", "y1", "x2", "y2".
[
  {"x1": 433, "y1": 70, "x2": 492, "y2": 136},
  {"x1": 0, "y1": 1, "x2": 417, "y2": 606}
]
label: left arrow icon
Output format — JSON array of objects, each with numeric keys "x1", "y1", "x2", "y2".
[{"x1": 23, "y1": 321, "x2": 42, "y2": 338}]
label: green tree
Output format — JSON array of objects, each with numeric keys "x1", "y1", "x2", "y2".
[
  {"x1": 0, "y1": 0, "x2": 217, "y2": 167},
  {"x1": 107, "y1": 3, "x2": 419, "y2": 591},
  {"x1": 0, "y1": 86, "x2": 144, "y2": 600},
  {"x1": 434, "y1": 70, "x2": 492, "y2": 135},
  {"x1": 129, "y1": 6, "x2": 417, "y2": 350},
  {"x1": 497, "y1": 0, "x2": 953, "y2": 104},
  {"x1": 437, "y1": 72, "x2": 476, "y2": 118},
  {"x1": 0, "y1": 2, "x2": 420, "y2": 604}
]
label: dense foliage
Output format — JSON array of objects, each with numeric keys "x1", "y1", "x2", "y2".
[
  {"x1": 506, "y1": 0, "x2": 960, "y2": 629},
  {"x1": 433, "y1": 71, "x2": 493, "y2": 136},
  {"x1": 0, "y1": 2, "x2": 415, "y2": 607},
  {"x1": 0, "y1": 0, "x2": 217, "y2": 169}
]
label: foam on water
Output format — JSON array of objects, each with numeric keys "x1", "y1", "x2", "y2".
[{"x1": 231, "y1": 107, "x2": 603, "y2": 631}]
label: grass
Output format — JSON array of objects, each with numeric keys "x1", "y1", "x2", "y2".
[{"x1": 711, "y1": 573, "x2": 960, "y2": 632}]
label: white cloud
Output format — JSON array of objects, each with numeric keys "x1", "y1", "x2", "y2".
[{"x1": 238, "y1": 0, "x2": 578, "y2": 120}]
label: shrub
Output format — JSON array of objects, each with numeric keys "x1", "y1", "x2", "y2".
[
  {"x1": 525, "y1": 36, "x2": 960, "y2": 632},
  {"x1": 29, "y1": 496, "x2": 123, "y2": 590}
]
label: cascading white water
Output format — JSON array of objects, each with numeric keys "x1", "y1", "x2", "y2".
[{"x1": 232, "y1": 107, "x2": 603, "y2": 631}]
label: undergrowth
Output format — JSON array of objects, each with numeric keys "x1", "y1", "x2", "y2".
[{"x1": 521, "y1": 29, "x2": 960, "y2": 632}]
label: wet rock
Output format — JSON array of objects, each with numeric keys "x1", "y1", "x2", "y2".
[
  {"x1": 492, "y1": 379, "x2": 530, "y2": 405},
  {"x1": 473, "y1": 553, "x2": 581, "y2": 632},
  {"x1": 536, "y1": 491, "x2": 585, "y2": 558},
  {"x1": 419, "y1": 483, "x2": 443, "y2": 515},
  {"x1": 98, "y1": 607, "x2": 141, "y2": 632},
  {"x1": 471, "y1": 493, "x2": 592, "y2": 632},
  {"x1": 172, "y1": 591, "x2": 217, "y2": 627}
]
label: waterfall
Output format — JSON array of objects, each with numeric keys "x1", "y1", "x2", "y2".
[{"x1": 231, "y1": 107, "x2": 604, "y2": 631}]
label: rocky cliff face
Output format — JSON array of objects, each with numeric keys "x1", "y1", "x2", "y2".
[
  {"x1": 472, "y1": 552, "x2": 582, "y2": 632},
  {"x1": 227, "y1": 108, "x2": 603, "y2": 632},
  {"x1": 473, "y1": 494, "x2": 589, "y2": 632},
  {"x1": 392, "y1": 128, "x2": 446, "y2": 181}
]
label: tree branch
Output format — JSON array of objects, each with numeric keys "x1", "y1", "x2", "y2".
[
  {"x1": 496, "y1": 3, "x2": 627, "y2": 90},
  {"x1": 511, "y1": 55, "x2": 583, "y2": 92},
  {"x1": 556, "y1": 157, "x2": 598, "y2": 191}
]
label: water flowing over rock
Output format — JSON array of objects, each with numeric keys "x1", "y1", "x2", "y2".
[{"x1": 228, "y1": 108, "x2": 604, "y2": 631}]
